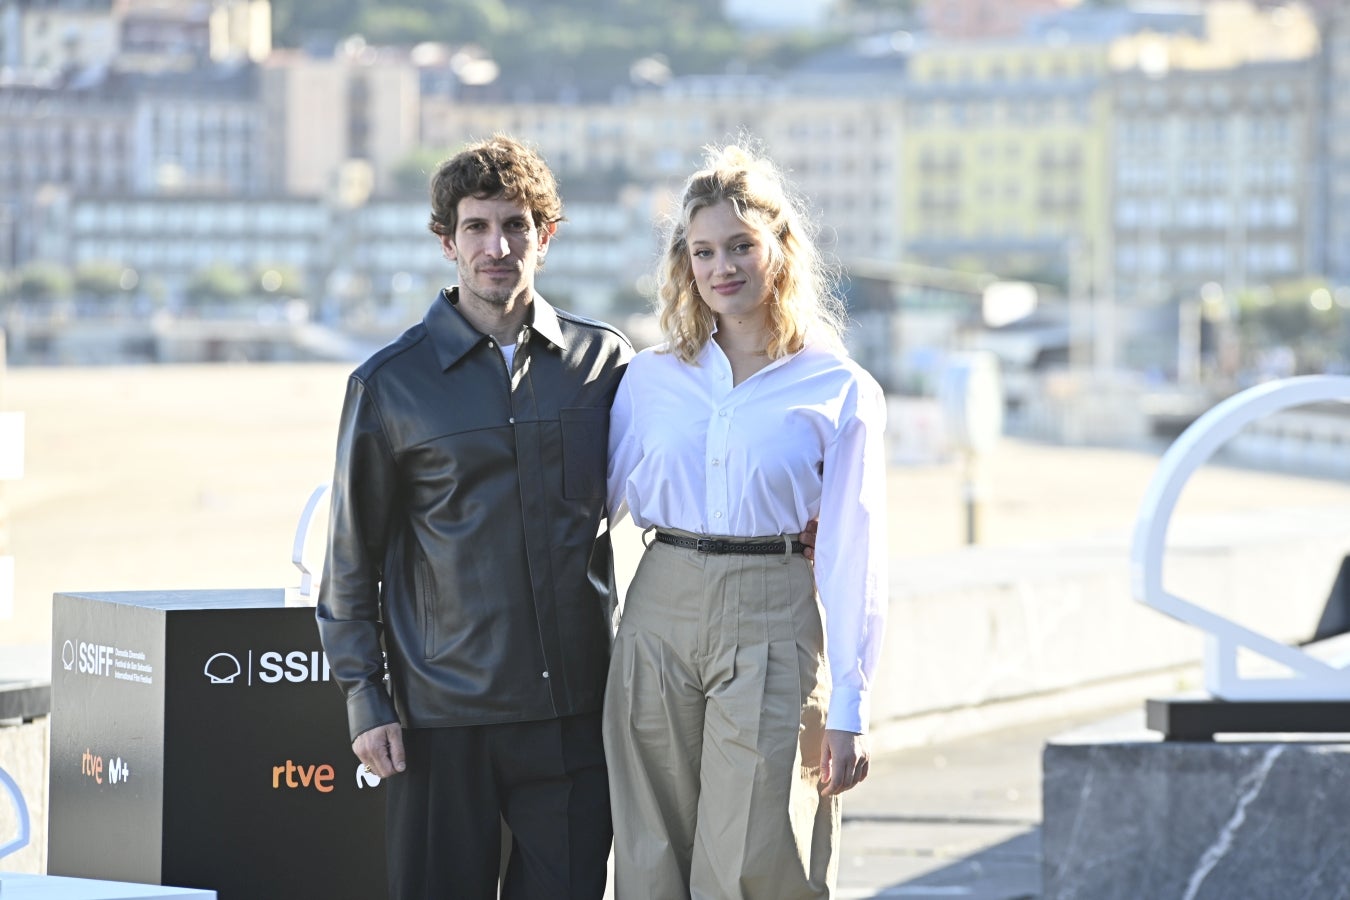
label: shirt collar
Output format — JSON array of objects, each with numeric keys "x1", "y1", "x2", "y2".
[
  {"x1": 528, "y1": 292, "x2": 567, "y2": 349},
  {"x1": 425, "y1": 287, "x2": 567, "y2": 371},
  {"x1": 699, "y1": 322, "x2": 809, "y2": 370}
]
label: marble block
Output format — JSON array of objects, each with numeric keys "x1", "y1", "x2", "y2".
[{"x1": 1043, "y1": 736, "x2": 1350, "y2": 900}]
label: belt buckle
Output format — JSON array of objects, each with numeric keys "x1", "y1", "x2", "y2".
[{"x1": 694, "y1": 537, "x2": 716, "y2": 553}]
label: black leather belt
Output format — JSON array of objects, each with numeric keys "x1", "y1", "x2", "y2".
[{"x1": 653, "y1": 531, "x2": 805, "y2": 555}]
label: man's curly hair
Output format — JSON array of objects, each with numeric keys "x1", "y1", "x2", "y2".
[{"x1": 427, "y1": 134, "x2": 564, "y2": 238}]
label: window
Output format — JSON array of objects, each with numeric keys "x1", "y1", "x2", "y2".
[
  {"x1": 1117, "y1": 243, "x2": 1139, "y2": 271},
  {"x1": 1116, "y1": 199, "x2": 1141, "y2": 227}
]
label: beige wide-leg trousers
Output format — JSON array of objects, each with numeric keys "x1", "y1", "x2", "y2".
[{"x1": 603, "y1": 531, "x2": 839, "y2": 900}]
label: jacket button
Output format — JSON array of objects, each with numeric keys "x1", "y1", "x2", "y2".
[{"x1": 542, "y1": 671, "x2": 550, "y2": 679}]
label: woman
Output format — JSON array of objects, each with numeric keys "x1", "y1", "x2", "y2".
[{"x1": 604, "y1": 144, "x2": 888, "y2": 899}]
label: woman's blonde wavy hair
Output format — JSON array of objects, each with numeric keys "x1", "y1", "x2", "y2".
[{"x1": 655, "y1": 143, "x2": 846, "y2": 363}]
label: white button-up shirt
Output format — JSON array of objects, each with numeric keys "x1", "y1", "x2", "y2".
[{"x1": 607, "y1": 337, "x2": 888, "y2": 734}]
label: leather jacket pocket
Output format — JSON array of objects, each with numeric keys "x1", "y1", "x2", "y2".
[
  {"x1": 416, "y1": 555, "x2": 435, "y2": 659},
  {"x1": 560, "y1": 406, "x2": 609, "y2": 500}
]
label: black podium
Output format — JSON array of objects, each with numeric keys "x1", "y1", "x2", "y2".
[{"x1": 48, "y1": 589, "x2": 387, "y2": 900}]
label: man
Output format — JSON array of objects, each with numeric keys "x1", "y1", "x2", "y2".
[{"x1": 316, "y1": 135, "x2": 631, "y2": 899}]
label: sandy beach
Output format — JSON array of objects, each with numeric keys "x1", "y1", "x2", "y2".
[{"x1": 4, "y1": 361, "x2": 1350, "y2": 655}]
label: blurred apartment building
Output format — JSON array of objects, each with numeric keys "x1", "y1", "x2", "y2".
[
  {"x1": 0, "y1": 0, "x2": 1338, "y2": 376},
  {"x1": 1319, "y1": 3, "x2": 1350, "y2": 285},
  {"x1": 922, "y1": 0, "x2": 1070, "y2": 40}
]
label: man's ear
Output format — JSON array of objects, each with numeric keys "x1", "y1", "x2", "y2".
[
  {"x1": 438, "y1": 232, "x2": 457, "y2": 261},
  {"x1": 538, "y1": 221, "x2": 557, "y2": 256}
]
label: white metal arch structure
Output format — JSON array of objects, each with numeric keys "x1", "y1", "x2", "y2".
[
  {"x1": 0, "y1": 764, "x2": 30, "y2": 860},
  {"x1": 291, "y1": 482, "x2": 331, "y2": 604},
  {"x1": 1131, "y1": 375, "x2": 1350, "y2": 700}
]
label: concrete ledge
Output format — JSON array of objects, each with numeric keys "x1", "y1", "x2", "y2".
[
  {"x1": 869, "y1": 505, "x2": 1350, "y2": 739},
  {"x1": 1043, "y1": 732, "x2": 1350, "y2": 899}
]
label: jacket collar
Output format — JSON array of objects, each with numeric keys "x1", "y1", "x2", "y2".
[{"x1": 426, "y1": 287, "x2": 568, "y2": 371}]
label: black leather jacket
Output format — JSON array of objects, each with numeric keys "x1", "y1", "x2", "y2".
[{"x1": 317, "y1": 288, "x2": 631, "y2": 741}]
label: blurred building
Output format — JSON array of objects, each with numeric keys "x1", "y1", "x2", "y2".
[
  {"x1": 128, "y1": 62, "x2": 265, "y2": 194},
  {"x1": 1318, "y1": 5, "x2": 1350, "y2": 284},
  {"x1": 116, "y1": 0, "x2": 270, "y2": 71},
  {"x1": 423, "y1": 53, "x2": 906, "y2": 268},
  {"x1": 1105, "y1": 0, "x2": 1318, "y2": 378},
  {"x1": 261, "y1": 44, "x2": 419, "y2": 199},
  {"x1": 3, "y1": 0, "x2": 1346, "y2": 380},
  {"x1": 0, "y1": 73, "x2": 134, "y2": 266},
  {"x1": 0, "y1": 0, "x2": 269, "y2": 73},
  {"x1": 899, "y1": 36, "x2": 1112, "y2": 287},
  {"x1": 1111, "y1": 60, "x2": 1315, "y2": 303},
  {"x1": 922, "y1": 0, "x2": 1069, "y2": 40},
  {"x1": 0, "y1": 0, "x2": 118, "y2": 71},
  {"x1": 30, "y1": 191, "x2": 328, "y2": 297}
]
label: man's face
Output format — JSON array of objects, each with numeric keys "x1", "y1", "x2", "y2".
[{"x1": 439, "y1": 195, "x2": 552, "y2": 309}]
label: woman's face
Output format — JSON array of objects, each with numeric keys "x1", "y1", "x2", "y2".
[{"x1": 687, "y1": 200, "x2": 774, "y2": 323}]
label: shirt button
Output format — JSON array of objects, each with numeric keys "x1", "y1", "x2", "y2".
[
  {"x1": 487, "y1": 340, "x2": 495, "y2": 348},
  {"x1": 719, "y1": 410, "x2": 728, "y2": 417},
  {"x1": 509, "y1": 417, "x2": 515, "y2": 424},
  {"x1": 711, "y1": 458, "x2": 720, "y2": 466},
  {"x1": 713, "y1": 511, "x2": 723, "y2": 519}
]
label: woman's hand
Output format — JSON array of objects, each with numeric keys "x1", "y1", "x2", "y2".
[{"x1": 819, "y1": 728, "x2": 869, "y2": 796}]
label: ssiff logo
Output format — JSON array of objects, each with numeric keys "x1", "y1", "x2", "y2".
[
  {"x1": 61, "y1": 639, "x2": 115, "y2": 676},
  {"x1": 205, "y1": 650, "x2": 330, "y2": 685}
]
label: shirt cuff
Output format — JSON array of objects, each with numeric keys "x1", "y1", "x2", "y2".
[{"x1": 827, "y1": 688, "x2": 871, "y2": 735}]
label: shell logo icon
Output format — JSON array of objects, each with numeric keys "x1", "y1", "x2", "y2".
[{"x1": 204, "y1": 652, "x2": 243, "y2": 684}]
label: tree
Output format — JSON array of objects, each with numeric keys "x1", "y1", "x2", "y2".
[
  {"x1": 1236, "y1": 278, "x2": 1342, "y2": 374},
  {"x1": 270, "y1": 0, "x2": 746, "y2": 91},
  {"x1": 391, "y1": 147, "x2": 452, "y2": 197},
  {"x1": 251, "y1": 264, "x2": 304, "y2": 298},
  {"x1": 185, "y1": 263, "x2": 249, "y2": 306},
  {"x1": 75, "y1": 261, "x2": 133, "y2": 302},
  {"x1": 354, "y1": 6, "x2": 437, "y2": 44},
  {"x1": 17, "y1": 261, "x2": 73, "y2": 302}
]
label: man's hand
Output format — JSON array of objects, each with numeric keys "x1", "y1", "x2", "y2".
[
  {"x1": 353, "y1": 722, "x2": 407, "y2": 779},
  {"x1": 819, "y1": 728, "x2": 869, "y2": 796},
  {"x1": 800, "y1": 518, "x2": 818, "y2": 561}
]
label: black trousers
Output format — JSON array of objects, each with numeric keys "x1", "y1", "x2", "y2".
[{"x1": 385, "y1": 712, "x2": 612, "y2": 900}]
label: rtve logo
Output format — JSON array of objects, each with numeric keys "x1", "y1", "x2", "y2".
[
  {"x1": 272, "y1": 760, "x2": 335, "y2": 793},
  {"x1": 203, "y1": 649, "x2": 331, "y2": 686},
  {"x1": 270, "y1": 760, "x2": 385, "y2": 793},
  {"x1": 80, "y1": 749, "x2": 130, "y2": 786}
]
